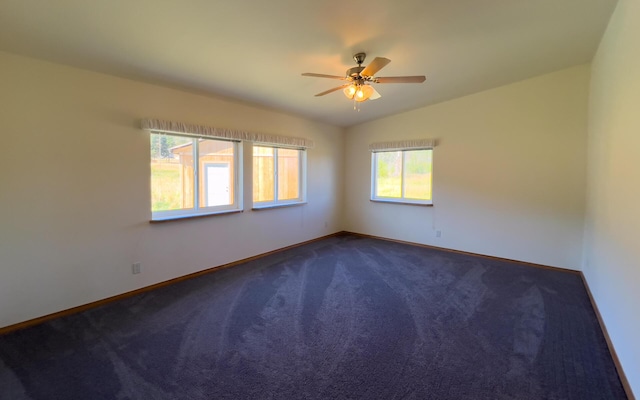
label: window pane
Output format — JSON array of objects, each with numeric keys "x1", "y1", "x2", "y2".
[
  {"x1": 253, "y1": 146, "x2": 274, "y2": 202},
  {"x1": 277, "y1": 148, "x2": 300, "y2": 201},
  {"x1": 150, "y1": 134, "x2": 194, "y2": 211},
  {"x1": 403, "y1": 149, "x2": 432, "y2": 200},
  {"x1": 375, "y1": 151, "x2": 402, "y2": 198},
  {"x1": 199, "y1": 139, "x2": 235, "y2": 207}
]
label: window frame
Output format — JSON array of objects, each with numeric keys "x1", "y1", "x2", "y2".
[
  {"x1": 252, "y1": 144, "x2": 307, "y2": 209},
  {"x1": 370, "y1": 148, "x2": 433, "y2": 206},
  {"x1": 150, "y1": 132, "x2": 243, "y2": 221}
]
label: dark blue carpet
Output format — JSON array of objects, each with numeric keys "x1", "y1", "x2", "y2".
[{"x1": 0, "y1": 235, "x2": 627, "y2": 399}]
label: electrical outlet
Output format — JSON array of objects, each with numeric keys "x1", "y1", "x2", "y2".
[
  {"x1": 132, "y1": 262, "x2": 141, "y2": 275},
  {"x1": 435, "y1": 230, "x2": 442, "y2": 238}
]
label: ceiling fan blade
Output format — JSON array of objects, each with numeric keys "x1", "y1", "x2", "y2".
[
  {"x1": 302, "y1": 73, "x2": 346, "y2": 80},
  {"x1": 315, "y1": 85, "x2": 349, "y2": 97},
  {"x1": 361, "y1": 57, "x2": 391, "y2": 77},
  {"x1": 369, "y1": 86, "x2": 381, "y2": 100},
  {"x1": 375, "y1": 76, "x2": 426, "y2": 83}
]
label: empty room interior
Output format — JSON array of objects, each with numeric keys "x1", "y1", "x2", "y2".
[{"x1": 0, "y1": 0, "x2": 638, "y2": 399}]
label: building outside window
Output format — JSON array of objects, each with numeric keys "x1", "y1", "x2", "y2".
[
  {"x1": 253, "y1": 145, "x2": 306, "y2": 208},
  {"x1": 150, "y1": 133, "x2": 241, "y2": 220}
]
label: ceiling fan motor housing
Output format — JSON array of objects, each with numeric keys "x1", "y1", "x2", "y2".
[{"x1": 346, "y1": 66, "x2": 365, "y2": 79}]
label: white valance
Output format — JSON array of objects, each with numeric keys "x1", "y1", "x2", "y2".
[
  {"x1": 369, "y1": 139, "x2": 436, "y2": 152},
  {"x1": 141, "y1": 119, "x2": 315, "y2": 149}
]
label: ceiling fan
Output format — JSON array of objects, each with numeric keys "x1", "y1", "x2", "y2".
[{"x1": 302, "y1": 52, "x2": 426, "y2": 103}]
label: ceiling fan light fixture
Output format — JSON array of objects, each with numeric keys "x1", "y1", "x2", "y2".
[
  {"x1": 343, "y1": 84, "x2": 357, "y2": 99},
  {"x1": 354, "y1": 84, "x2": 374, "y2": 102},
  {"x1": 344, "y1": 84, "x2": 373, "y2": 102}
]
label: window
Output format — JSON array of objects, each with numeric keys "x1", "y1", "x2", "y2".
[
  {"x1": 150, "y1": 133, "x2": 241, "y2": 220},
  {"x1": 371, "y1": 148, "x2": 433, "y2": 205},
  {"x1": 253, "y1": 145, "x2": 305, "y2": 207}
]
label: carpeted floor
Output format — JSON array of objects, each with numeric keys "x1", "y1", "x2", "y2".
[{"x1": 0, "y1": 234, "x2": 627, "y2": 399}]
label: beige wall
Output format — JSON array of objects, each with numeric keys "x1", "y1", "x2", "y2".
[
  {"x1": 344, "y1": 65, "x2": 590, "y2": 269},
  {"x1": 583, "y1": 0, "x2": 640, "y2": 396},
  {"x1": 0, "y1": 51, "x2": 344, "y2": 328}
]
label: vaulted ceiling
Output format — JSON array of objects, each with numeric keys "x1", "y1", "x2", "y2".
[{"x1": 0, "y1": 0, "x2": 617, "y2": 127}]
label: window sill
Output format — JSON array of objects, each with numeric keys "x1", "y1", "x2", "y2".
[
  {"x1": 252, "y1": 202, "x2": 307, "y2": 211},
  {"x1": 370, "y1": 199, "x2": 433, "y2": 207},
  {"x1": 150, "y1": 209, "x2": 243, "y2": 223}
]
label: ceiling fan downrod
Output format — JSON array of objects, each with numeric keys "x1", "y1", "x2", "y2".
[{"x1": 346, "y1": 52, "x2": 367, "y2": 80}]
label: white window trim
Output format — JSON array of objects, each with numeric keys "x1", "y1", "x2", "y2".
[
  {"x1": 370, "y1": 148, "x2": 433, "y2": 206},
  {"x1": 150, "y1": 133, "x2": 243, "y2": 221},
  {"x1": 252, "y1": 145, "x2": 307, "y2": 209}
]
